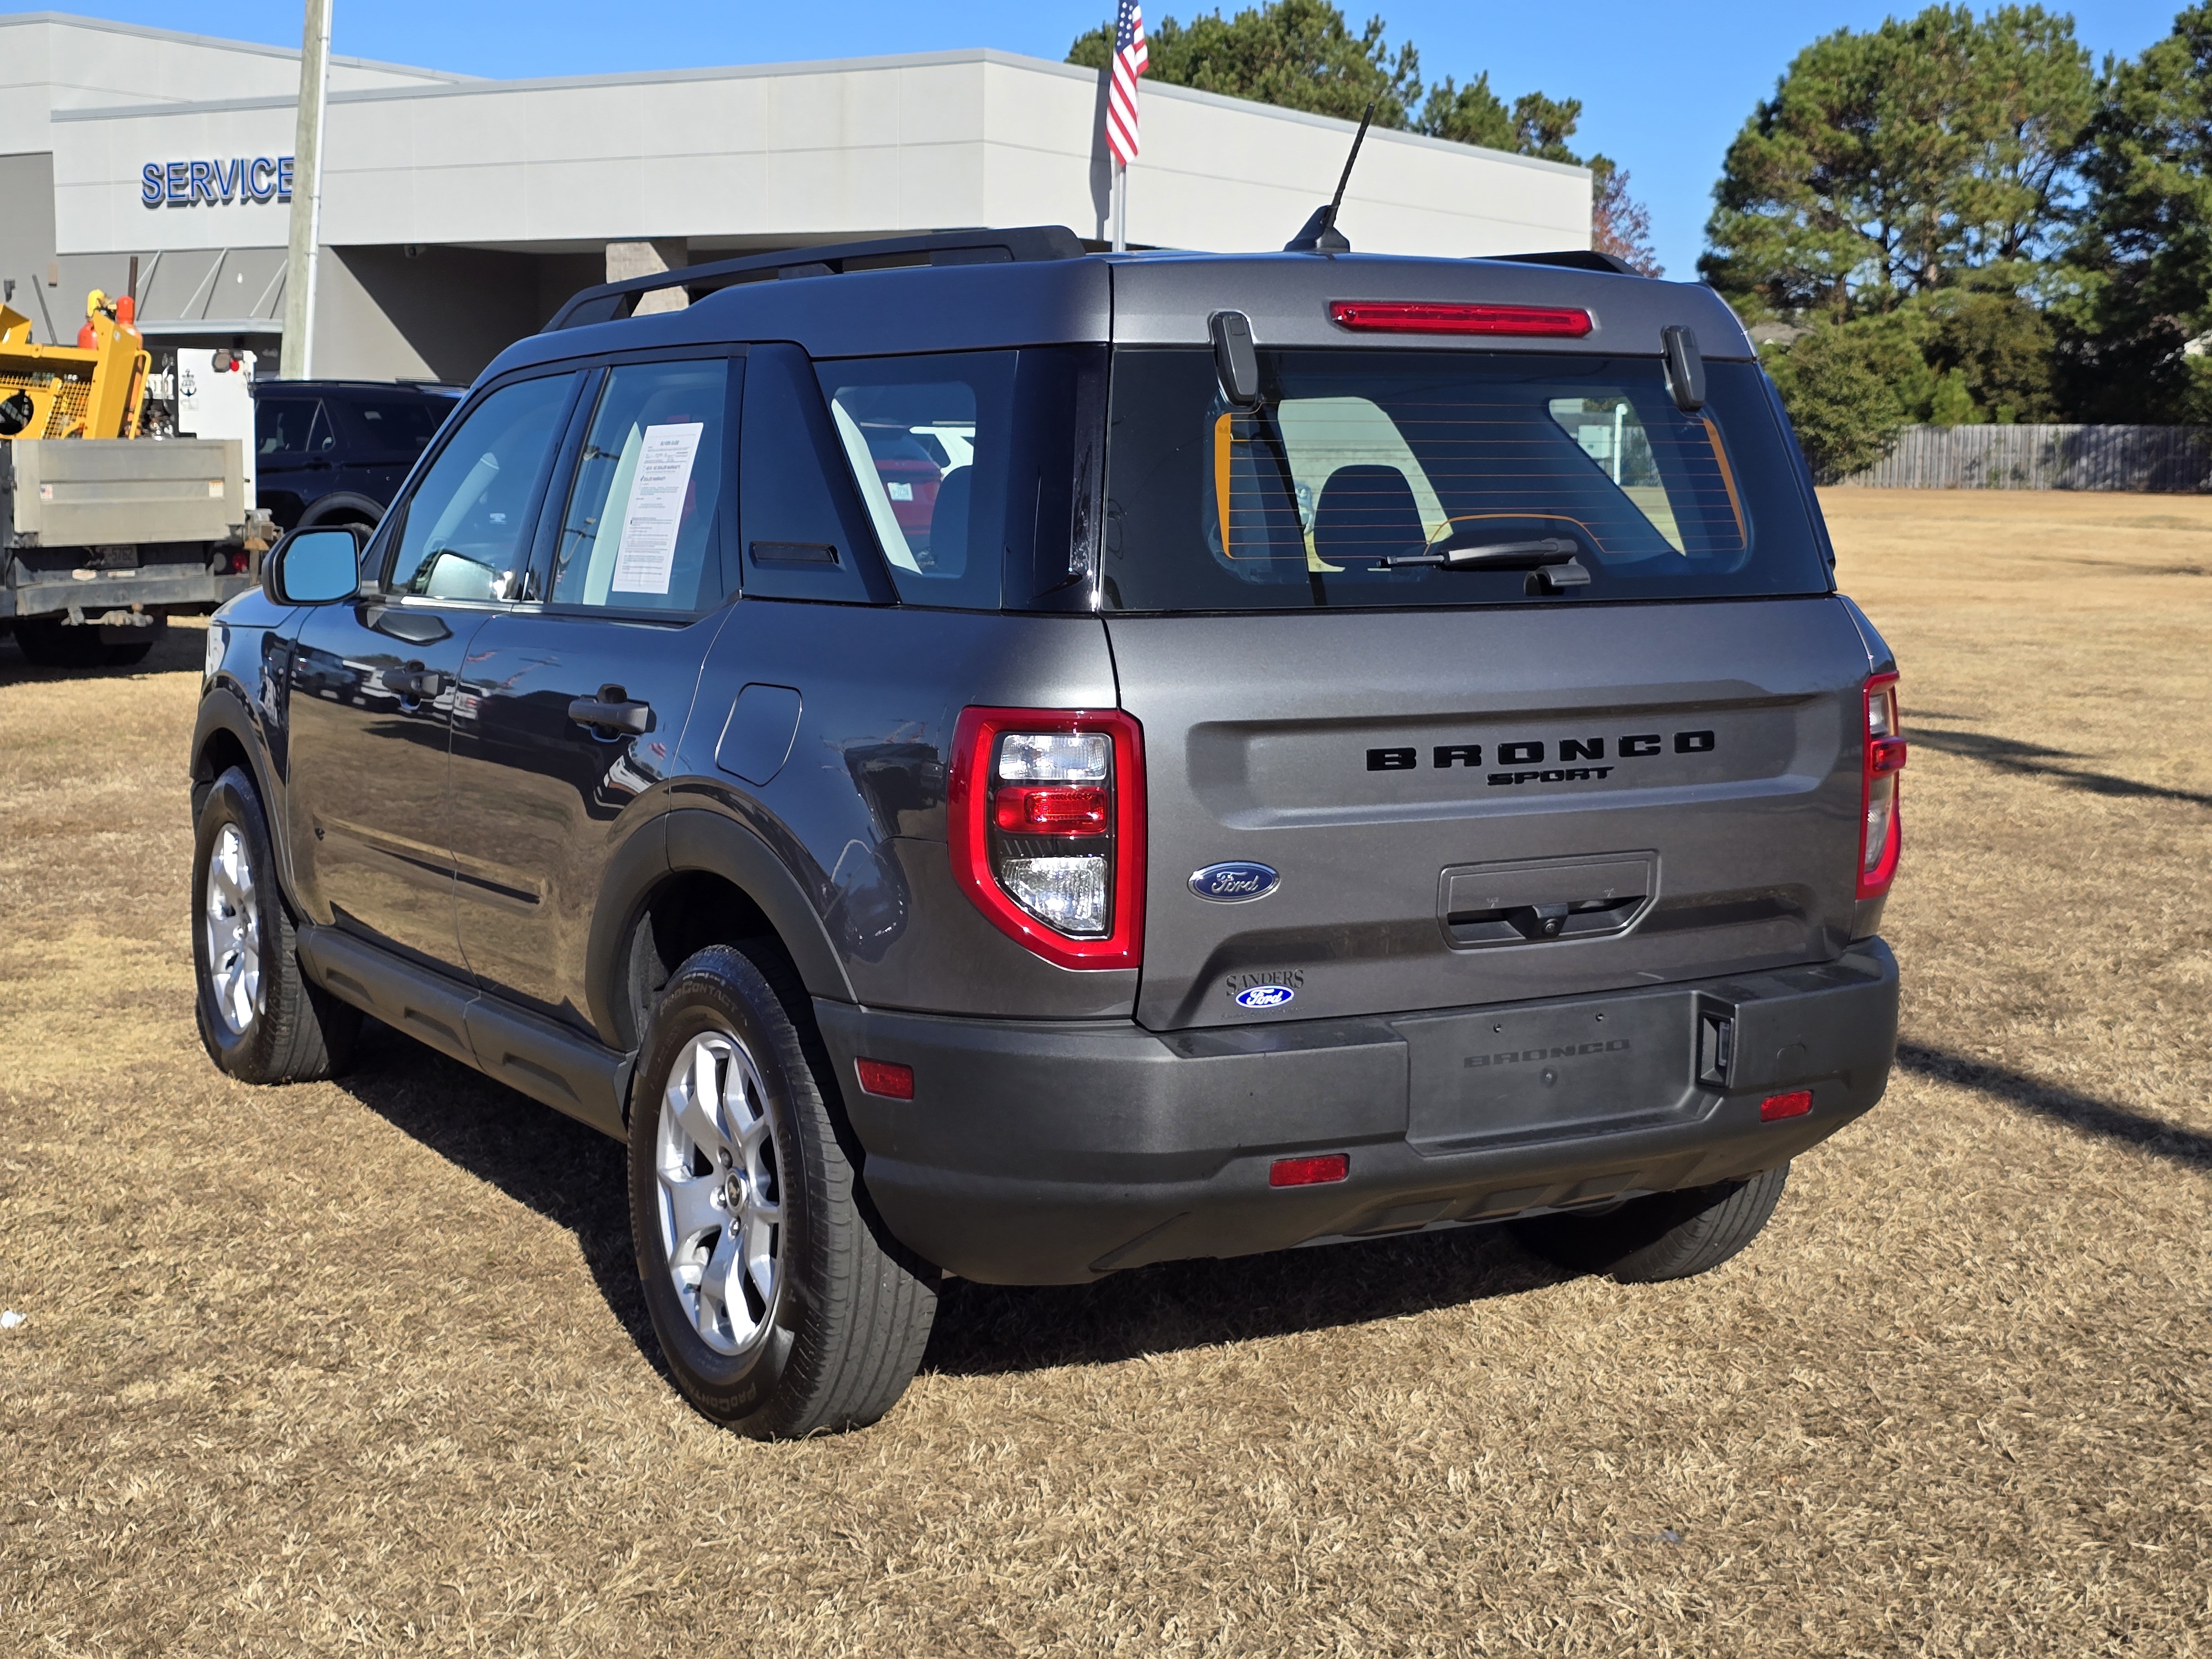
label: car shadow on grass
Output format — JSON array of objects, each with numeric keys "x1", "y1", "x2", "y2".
[
  {"x1": 924, "y1": 1231, "x2": 1570, "y2": 1378},
  {"x1": 1895, "y1": 1041, "x2": 2212, "y2": 1173},
  {"x1": 333, "y1": 1021, "x2": 1573, "y2": 1383},
  {"x1": 1907, "y1": 718, "x2": 2212, "y2": 809},
  {"x1": 332, "y1": 1020, "x2": 669, "y2": 1381}
]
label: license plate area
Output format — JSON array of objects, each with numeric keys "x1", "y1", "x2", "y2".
[{"x1": 1395, "y1": 987, "x2": 1704, "y2": 1153}]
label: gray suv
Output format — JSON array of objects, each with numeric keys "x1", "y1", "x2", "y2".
[{"x1": 190, "y1": 227, "x2": 1904, "y2": 1437}]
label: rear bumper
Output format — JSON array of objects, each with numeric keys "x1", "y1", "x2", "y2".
[
  {"x1": 2, "y1": 568, "x2": 251, "y2": 620},
  {"x1": 816, "y1": 940, "x2": 1899, "y2": 1284}
]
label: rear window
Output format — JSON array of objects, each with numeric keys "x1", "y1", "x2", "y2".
[{"x1": 1100, "y1": 349, "x2": 1831, "y2": 611}]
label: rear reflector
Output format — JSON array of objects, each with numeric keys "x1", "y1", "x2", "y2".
[
  {"x1": 992, "y1": 783, "x2": 1109, "y2": 835},
  {"x1": 1270, "y1": 1153, "x2": 1350, "y2": 1187},
  {"x1": 855, "y1": 1058, "x2": 915, "y2": 1100},
  {"x1": 1760, "y1": 1090, "x2": 1813, "y2": 1121},
  {"x1": 1328, "y1": 299, "x2": 1593, "y2": 337}
]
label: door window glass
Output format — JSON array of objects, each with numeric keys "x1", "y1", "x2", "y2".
[
  {"x1": 348, "y1": 395, "x2": 450, "y2": 455},
  {"x1": 256, "y1": 398, "x2": 320, "y2": 456},
  {"x1": 387, "y1": 374, "x2": 572, "y2": 603},
  {"x1": 548, "y1": 359, "x2": 728, "y2": 611}
]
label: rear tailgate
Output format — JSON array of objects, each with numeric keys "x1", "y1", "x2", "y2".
[{"x1": 1113, "y1": 596, "x2": 1871, "y2": 1030}]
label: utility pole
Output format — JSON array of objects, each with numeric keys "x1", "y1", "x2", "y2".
[{"x1": 280, "y1": 0, "x2": 332, "y2": 379}]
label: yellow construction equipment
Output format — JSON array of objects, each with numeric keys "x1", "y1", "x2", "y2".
[{"x1": 0, "y1": 289, "x2": 152, "y2": 442}]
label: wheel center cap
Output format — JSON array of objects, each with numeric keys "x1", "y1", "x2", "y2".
[{"x1": 723, "y1": 1173, "x2": 745, "y2": 1212}]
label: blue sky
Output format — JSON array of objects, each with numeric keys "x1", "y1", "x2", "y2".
[{"x1": 60, "y1": 1, "x2": 2189, "y2": 276}]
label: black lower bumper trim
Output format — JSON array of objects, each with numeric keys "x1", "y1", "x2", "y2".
[{"x1": 816, "y1": 941, "x2": 1898, "y2": 1284}]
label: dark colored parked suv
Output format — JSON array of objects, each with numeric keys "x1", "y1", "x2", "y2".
[
  {"x1": 191, "y1": 227, "x2": 1904, "y2": 1438},
  {"x1": 252, "y1": 379, "x2": 461, "y2": 531}
]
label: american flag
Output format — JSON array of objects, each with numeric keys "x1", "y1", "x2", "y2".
[{"x1": 1105, "y1": 0, "x2": 1149, "y2": 166}]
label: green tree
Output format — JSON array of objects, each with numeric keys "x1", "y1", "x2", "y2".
[
  {"x1": 2056, "y1": 2, "x2": 2212, "y2": 422},
  {"x1": 1924, "y1": 288, "x2": 2059, "y2": 421},
  {"x1": 1415, "y1": 72, "x2": 1514, "y2": 150},
  {"x1": 1764, "y1": 325, "x2": 1913, "y2": 481},
  {"x1": 1702, "y1": 7, "x2": 2096, "y2": 322}
]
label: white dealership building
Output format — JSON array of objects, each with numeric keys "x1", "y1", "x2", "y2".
[{"x1": 1, "y1": 11, "x2": 1595, "y2": 382}]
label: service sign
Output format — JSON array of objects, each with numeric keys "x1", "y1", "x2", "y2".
[{"x1": 142, "y1": 157, "x2": 295, "y2": 207}]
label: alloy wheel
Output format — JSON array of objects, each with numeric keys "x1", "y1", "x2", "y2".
[
  {"x1": 654, "y1": 1030, "x2": 784, "y2": 1355},
  {"x1": 203, "y1": 822, "x2": 262, "y2": 1035}
]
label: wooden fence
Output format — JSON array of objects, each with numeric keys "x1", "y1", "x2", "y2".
[{"x1": 1838, "y1": 424, "x2": 2212, "y2": 492}]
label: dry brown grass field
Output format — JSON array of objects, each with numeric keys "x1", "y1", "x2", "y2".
[{"x1": 3, "y1": 489, "x2": 2209, "y2": 1656}]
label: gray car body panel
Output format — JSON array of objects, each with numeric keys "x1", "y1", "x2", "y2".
[{"x1": 1113, "y1": 595, "x2": 1868, "y2": 1030}]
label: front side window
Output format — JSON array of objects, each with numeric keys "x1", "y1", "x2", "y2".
[
  {"x1": 386, "y1": 374, "x2": 572, "y2": 602},
  {"x1": 1102, "y1": 349, "x2": 1827, "y2": 611},
  {"x1": 547, "y1": 359, "x2": 729, "y2": 612}
]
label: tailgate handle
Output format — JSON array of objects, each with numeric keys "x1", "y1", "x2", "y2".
[
  {"x1": 1438, "y1": 853, "x2": 1655, "y2": 950},
  {"x1": 1446, "y1": 894, "x2": 1644, "y2": 946}
]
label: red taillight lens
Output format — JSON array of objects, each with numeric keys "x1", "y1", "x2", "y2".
[
  {"x1": 1857, "y1": 672, "x2": 1906, "y2": 901},
  {"x1": 1328, "y1": 299, "x2": 1593, "y2": 337},
  {"x1": 855, "y1": 1057, "x2": 915, "y2": 1100},
  {"x1": 949, "y1": 707, "x2": 1145, "y2": 970},
  {"x1": 1270, "y1": 1154, "x2": 1350, "y2": 1187},
  {"x1": 992, "y1": 784, "x2": 1110, "y2": 836},
  {"x1": 1760, "y1": 1090, "x2": 1813, "y2": 1121}
]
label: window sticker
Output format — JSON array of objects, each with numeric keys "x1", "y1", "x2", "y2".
[{"x1": 610, "y1": 421, "x2": 705, "y2": 594}]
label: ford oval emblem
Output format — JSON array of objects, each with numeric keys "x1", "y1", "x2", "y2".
[
  {"x1": 1190, "y1": 861, "x2": 1281, "y2": 903},
  {"x1": 1234, "y1": 983, "x2": 1296, "y2": 1009}
]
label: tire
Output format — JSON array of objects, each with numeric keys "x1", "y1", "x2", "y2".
[
  {"x1": 298, "y1": 492, "x2": 385, "y2": 531},
  {"x1": 1511, "y1": 1162, "x2": 1791, "y2": 1284},
  {"x1": 13, "y1": 619, "x2": 100, "y2": 668},
  {"x1": 11, "y1": 620, "x2": 151, "y2": 669},
  {"x1": 628, "y1": 943, "x2": 937, "y2": 1437},
  {"x1": 191, "y1": 766, "x2": 360, "y2": 1083}
]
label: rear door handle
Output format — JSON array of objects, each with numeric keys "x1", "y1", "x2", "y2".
[{"x1": 568, "y1": 688, "x2": 654, "y2": 735}]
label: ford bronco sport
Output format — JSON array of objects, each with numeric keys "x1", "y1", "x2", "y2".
[{"x1": 191, "y1": 226, "x2": 1903, "y2": 1437}]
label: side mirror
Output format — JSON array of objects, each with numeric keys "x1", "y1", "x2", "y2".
[{"x1": 264, "y1": 525, "x2": 366, "y2": 605}]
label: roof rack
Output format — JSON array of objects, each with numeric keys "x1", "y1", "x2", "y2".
[
  {"x1": 542, "y1": 225, "x2": 1089, "y2": 332},
  {"x1": 1485, "y1": 249, "x2": 1644, "y2": 277}
]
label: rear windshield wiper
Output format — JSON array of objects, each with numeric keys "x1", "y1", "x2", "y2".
[{"x1": 1374, "y1": 535, "x2": 1590, "y2": 587}]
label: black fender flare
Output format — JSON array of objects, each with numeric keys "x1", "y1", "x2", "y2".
[
  {"x1": 585, "y1": 808, "x2": 856, "y2": 1047},
  {"x1": 297, "y1": 492, "x2": 385, "y2": 529},
  {"x1": 189, "y1": 682, "x2": 299, "y2": 906}
]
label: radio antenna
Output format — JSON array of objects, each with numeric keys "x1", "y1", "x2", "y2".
[{"x1": 1284, "y1": 100, "x2": 1375, "y2": 254}]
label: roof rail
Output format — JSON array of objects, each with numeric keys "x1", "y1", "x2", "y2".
[
  {"x1": 542, "y1": 225, "x2": 1089, "y2": 332},
  {"x1": 1485, "y1": 249, "x2": 1644, "y2": 277}
]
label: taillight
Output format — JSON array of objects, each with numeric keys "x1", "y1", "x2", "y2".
[
  {"x1": 1857, "y1": 671, "x2": 1906, "y2": 900},
  {"x1": 949, "y1": 707, "x2": 1145, "y2": 969}
]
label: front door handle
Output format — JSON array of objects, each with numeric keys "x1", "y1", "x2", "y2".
[{"x1": 568, "y1": 685, "x2": 654, "y2": 735}]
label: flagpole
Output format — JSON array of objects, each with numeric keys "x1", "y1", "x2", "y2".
[{"x1": 1112, "y1": 160, "x2": 1126, "y2": 253}]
